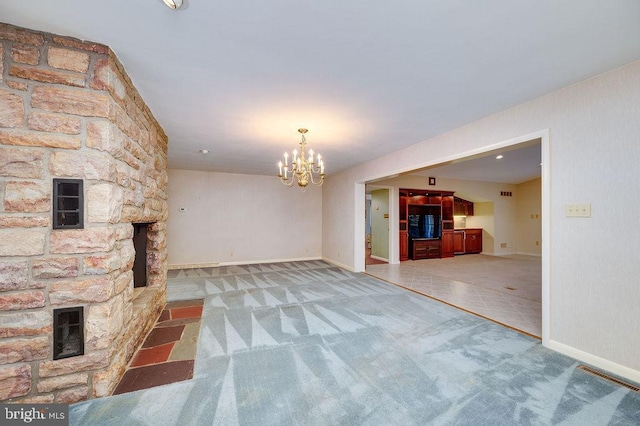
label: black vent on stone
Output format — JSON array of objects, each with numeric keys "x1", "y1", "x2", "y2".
[
  {"x1": 53, "y1": 307, "x2": 84, "y2": 360},
  {"x1": 53, "y1": 179, "x2": 84, "y2": 229}
]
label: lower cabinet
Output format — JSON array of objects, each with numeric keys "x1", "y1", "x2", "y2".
[
  {"x1": 412, "y1": 239, "x2": 440, "y2": 260},
  {"x1": 453, "y1": 231, "x2": 465, "y2": 254},
  {"x1": 464, "y1": 229, "x2": 482, "y2": 253},
  {"x1": 399, "y1": 232, "x2": 409, "y2": 261},
  {"x1": 441, "y1": 230, "x2": 454, "y2": 258},
  {"x1": 453, "y1": 229, "x2": 483, "y2": 255}
]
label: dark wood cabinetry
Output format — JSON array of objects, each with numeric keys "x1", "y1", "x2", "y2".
[
  {"x1": 453, "y1": 230, "x2": 465, "y2": 254},
  {"x1": 399, "y1": 189, "x2": 482, "y2": 260},
  {"x1": 441, "y1": 230, "x2": 454, "y2": 258},
  {"x1": 399, "y1": 188, "x2": 454, "y2": 260},
  {"x1": 399, "y1": 232, "x2": 408, "y2": 260},
  {"x1": 464, "y1": 229, "x2": 483, "y2": 253},
  {"x1": 454, "y1": 197, "x2": 474, "y2": 216},
  {"x1": 399, "y1": 190, "x2": 409, "y2": 261},
  {"x1": 453, "y1": 229, "x2": 483, "y2": 254},
  {"x1": 412, "y1": 239, "x2": 441, "y2": 259}
]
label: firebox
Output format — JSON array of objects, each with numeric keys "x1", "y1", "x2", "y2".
[
  {"x1": 133, "y1": 223, "x2": 149, "y2": 288},
  {"x1": 53, "y1": 307, "x2": 84, "y2": 360}
]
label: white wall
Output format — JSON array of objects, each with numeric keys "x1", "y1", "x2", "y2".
[
  {"x1": 168, "y1": 169, "x2": 322, "y2": 267},
  {"x1": 322, "y1": 60, "x2": 640, "y2": 380}
]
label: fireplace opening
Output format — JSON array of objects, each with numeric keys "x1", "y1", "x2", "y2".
[
  {"x1": 133, "y1": 223, "x2": 149, "y2": 288},
  {"x1": 53, "y1": 307, "x2": 84, "y2": 360}
]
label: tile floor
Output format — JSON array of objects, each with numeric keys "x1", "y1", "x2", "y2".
[
  {"x1": 113, "y1": 299, "x2": 204, "y2": 395},
  {"x1": 366, "y1": 254, "x2": 542, "y2": 337}
]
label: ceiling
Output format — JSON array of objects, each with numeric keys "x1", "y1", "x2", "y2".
[
  {"x1": 410, "y1": 139, "x2": 542, "y2": 185},
  {"x1": 2, "y1": 1, "x2": 639, "y2": 178}
]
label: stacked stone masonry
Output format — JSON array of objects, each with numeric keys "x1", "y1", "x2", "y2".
[{"x1": 0, "y1": 22, "x2": 168, "y2": 403}]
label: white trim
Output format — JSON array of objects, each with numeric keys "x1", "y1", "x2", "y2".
[
  {"x1": 370, "y1": 255, "x2": 389, "y2": 262},
  {"x1": 365, "y1": 128, "x2": 550, "y2": 342},
  {"x1": 482, "y1": 251, "x2": 518, "y2": 257},
  {"x1": 547, "y1": 339, "x2": 640, "y2": 384},
  {"x1": 541, "y1": 129, "x2": 551, "y2": 347},
  {"x1": 168, "y1": 256, "x2": 322, "y2": 269},
  {"x1": 168, "y1": 262, "x2": 220, "y2": 270},
  {"x1": 323, "y1": 256, "x2": 356, "y2": 272},
  {"x1": 367, "y1": 185, "x2": 395, "y2": 268},
  {"x1": 354, "y1": 183, "x2": 366, "y2": 273},
  {"x1": 516, "y1": 252, "x2": 542, "y2": 257}
]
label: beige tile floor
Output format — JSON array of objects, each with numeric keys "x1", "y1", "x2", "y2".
[{"x1": 365, "y1": 254, "x2": 542, "y2": 338}]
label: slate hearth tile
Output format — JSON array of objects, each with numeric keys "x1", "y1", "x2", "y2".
[
  {"x1": 142, "y1": 325, "x2": 184, "y2": 348},
  {"x1": 131, "y1": 342, "x2": 175, "y2": 367},
  {"x1": 171, "y1": 306, "x2": 203, "y2": 320},
  {"x1": 166, "y1": 299, "x2": 204, "y2": 310},
  {"x1": 157, "y1": 309, "x2": 170, "y2": 323},
  {"x1": 155, "y1": 317, "x2": 201, "y2": 328},
  {"x1": 169, "y1": 323, "x2": 200, "y2": 361},
  {"x1": 113, "y1": 360, "x2": 194, "y2": 395}
]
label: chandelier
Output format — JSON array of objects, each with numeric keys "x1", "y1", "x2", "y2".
[{"x1": 278, "y1": 128, "x2": 325, "y2": 188}]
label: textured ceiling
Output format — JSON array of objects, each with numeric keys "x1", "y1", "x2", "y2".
[{"x1": 2, "y1": 1, "x2": 639, "y2": 179}]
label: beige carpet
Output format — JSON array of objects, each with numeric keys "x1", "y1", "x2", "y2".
[{"x1": 403, "y1": 254, "x2": 541, "y2": 302}]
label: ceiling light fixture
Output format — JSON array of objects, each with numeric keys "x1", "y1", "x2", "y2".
[
  {"x1": 278, "y1": 128, "x2": 325, "y2": 188},
  {"x1": 496, "y1": 155, "x2": 504, "y2": 160},
  {"x1": 200, "y1": 149, "x2": 209, "y2": 154},
  {"x1": 162, "y1": 0, "x2": 183, "y2": 9}
]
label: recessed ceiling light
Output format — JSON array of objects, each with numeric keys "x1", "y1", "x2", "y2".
[
  {"x1": 163, "y1": 0, "x2": 183, "y2": 9},
  {"x1": 200, "y1": 149, "x2": 209, "y2": 154},
  {"x1": 496, "y1": 155, "x2": 504, "y2": 160}
]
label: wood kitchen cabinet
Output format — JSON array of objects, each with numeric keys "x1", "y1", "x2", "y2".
[
  {"x1": 441, "y1": 230, "x2": 454, "y2": 258},
  {"x1": 464, "y1": 229, "x2": 483, "y2": 253},
  {"x1": 399, "y1": 188, "x2": 454, "y2": 260},
  {"x1": 399, "y1": 232, "x2": 408, "y2": 261},
  {"x1": 454, "y1": 197, "x2": 474, "y2": 216},
  {"x1": 411, "y1": 239, "x2": 441, "y2": 259},
  {"x1": 453, "y1": 230, "x2": 465, "y2": 254}
]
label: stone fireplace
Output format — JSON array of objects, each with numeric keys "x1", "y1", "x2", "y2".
[{"x1": 0, "y1": 23, "x2": 168, "y2": 402}]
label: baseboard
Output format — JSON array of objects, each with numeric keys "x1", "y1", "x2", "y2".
[
  {"x1": 168, "y1": 256, "x2": 322, "y2": 270},
  {"x1": 168, "y1": 262, "x2": 220, "y2": 270},
  {"x1": 546, "y1": 339, "x2": 640, "y2": 384},
  {"x1": 322, "y1": 257, "x2": 355, "y2": 272},
  {"x1": 481, "y1": 251, "x2": 517, "y2": 257},
  {"x1": 516, "y1": 252, "x2": 542, "y2": 257},
  {"x1": 370, "y1": 255, "x2": 389, "y2": 262}
]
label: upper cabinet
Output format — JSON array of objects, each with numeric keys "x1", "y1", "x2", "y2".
[{"x1": 454, "y1": 196, "x2": 474, "y2": 216}]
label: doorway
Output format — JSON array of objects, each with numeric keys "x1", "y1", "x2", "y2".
[{"x1": 361, "y1": 130, "x2": 549, "y2": 341}]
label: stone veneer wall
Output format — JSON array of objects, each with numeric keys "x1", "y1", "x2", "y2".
[{"x1": 0, "y1": 23, "x2": 168, "y2": 403}]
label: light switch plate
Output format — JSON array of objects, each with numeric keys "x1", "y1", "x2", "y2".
[{"x1": 566, "y1": 203, "x2": 590, "y2": 217}]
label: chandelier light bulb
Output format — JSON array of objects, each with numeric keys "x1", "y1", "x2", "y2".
[
  {"x1": 163, "y1": 0, "x2": 183, "y2": 9},
  {"x1": 277, "y1": 128, "x2": 325, "y2": 189}
]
